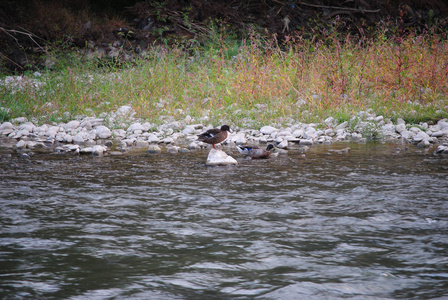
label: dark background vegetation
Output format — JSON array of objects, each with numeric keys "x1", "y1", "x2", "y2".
[{"x1": 1, "y1": 0, "x2": 447, "y2": 73}]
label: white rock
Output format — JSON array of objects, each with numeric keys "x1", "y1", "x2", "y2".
[
  {"x1": 400, "y1": 130, "x2": 414, "y2": 139},
  {"x1": 183, "y1": 125, "x2": 197, "y2": 135},
  {"x1": 15, "y1": 140, "x2": 26, "y2": 148},
  {"x1": 65, "y1": 120, "x2": 80, "y2": 131},
  {"x1": 135, "y1": 139, "x2": 149, "y2": 148},
  {"x1": 293, "y1": 129, "x2": 304, "y2": 138},
  {"x1": 299, "y1": 139, "x2": 313, "y2": 145},
  {"x1": 73, "y1": 132, "x2": 88, "y2": 144},
  {"x1": 80, "y1": 121, "x2": 92, "y2": 130},
  {"x1": 231, "y1": 132, "x2": 247, "y2": 144},
  {"x1": 188, "y1": 142, "x2": 201, "y2": 150},
  {"x1": 162, "y1": 137, "x2": 174, "y2": 144},
  {"x1": 260, "y1": 126, "x2": 277, "y2": 135},
  {"x1": 413, "y1": 131, "x2": 431, "y2": 143},
  {"x1": 352, "y1": 132, "x2": 363, "y2": 140},
  {"x1": 147, "y1": 133, "x2": 160, "y2": 143},
  {"x1": 34, "y1": 124, "x2": 48, "y2": 135},
  {"x1": 435, "y1": 145, "x2": 448, "y2": 154},
  {"x1": 438, "y1": 120, "x2": 448, "y2": 130},
  {"x1": 147, "y1": 144, "x2": 162, "y2": 153},
  {"x1": 395, "y1": 123, "x2": 406, "y2": 133},
  {"x1": 409, "y1": 127, "x2": 421, "y2": 133},
  {"x1": 46, "y1": 126, "x2": 60, "y2": 138},
  {"x1": 325, "y1": 129, "x2": 334, "y2": 136},
  {"x1": 19, "y1": 122, "x2": 35, "y2": 132},
  {"x1": 92, "y1": 145, "x2": 107, "y2": 156},
  {"x1": 396, "y1": 118, "x2": 405, "y2": 125},
  {"x1": 26, "y1": 141, "x2": 45, "y2": 149},
  {"x1": 96, "y1": 126, "x2": 111, "y2": 139},
  {"x1": 335, "y1": 121, "x2": 348, "y2": 130},
  {"x1": 14, "y1": 129, "x2": 29, "y2": 139},
  {"x1": 277, "y1": 140, "x2": 289, "y2": 149},
  {"x1": 431, "y1": 130, "x2": 447, "y2": 138},
  {"x1": 0, "y1": 122, "x2": 13, "y2": 131},
  {"x1": 374, "y1": 116, "x2": 384, "y2": 123},
  {"x1": 127, "y1": 122, "x2": 145, "y2": 132},
  {"x1": 142, "y1": 122, "x2": 152, "y2": 131},
  {"x1": 12, "y1": 117, "x2": 27, "y2": 124},
  {"x1": 205, "y1": 149, "x2": 238, "y2": 166},
  {"x1": 166, "y1": 146, "x2": 180, "y2": 153}
]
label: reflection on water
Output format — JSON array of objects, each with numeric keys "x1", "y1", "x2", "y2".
[{"x1": 1, "y1": 142, "x2": 447, "y2": 299}]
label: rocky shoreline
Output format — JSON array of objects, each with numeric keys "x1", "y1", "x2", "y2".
[{"x1": 1, "y1": 105, "x2": 448, "y2": 158}]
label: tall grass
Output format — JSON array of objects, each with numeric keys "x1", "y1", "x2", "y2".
[{"x1": 1, "y1": 27, "x2": 447, "y2": 127}]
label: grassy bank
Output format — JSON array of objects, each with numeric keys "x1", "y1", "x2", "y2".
[{"x1": 1, "y1": 28, "x2": 448, "y2": 128}]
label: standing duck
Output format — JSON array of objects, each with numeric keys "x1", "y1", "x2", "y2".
[
  {"x1": 197, "y1": 125, "x2": 231, "y2": 149},
  {"x1": 236, "y1": 144, "x2": 274, "y2": 159}
]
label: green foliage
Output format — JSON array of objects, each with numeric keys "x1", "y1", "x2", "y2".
[{"x1": 1, "y1": 22, "x2": 447, "y2": 128}]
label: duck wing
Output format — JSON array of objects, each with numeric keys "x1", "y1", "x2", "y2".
[{"x1": 197, "y1": 128, "x2": 221, "y2": 140}]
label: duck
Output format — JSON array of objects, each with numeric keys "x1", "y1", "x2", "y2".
[
  {"x1": 236, "y1": 144, "x2": 274, "y2": 159},
  {"x1": 197, "y1": 125, "x2": 231, "y2": 149}
]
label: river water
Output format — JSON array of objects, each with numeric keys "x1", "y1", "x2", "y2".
[{"x1": 1, "y1": 142, "x2": 447, "y2": 299}]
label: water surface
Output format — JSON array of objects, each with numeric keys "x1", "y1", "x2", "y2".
[{"x1": 1, "y1": 142, "x2": 447, "y2": 299}]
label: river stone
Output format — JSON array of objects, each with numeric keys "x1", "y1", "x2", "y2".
[
  {"x1": 298, "y1": 139, "x2": 313, "y2": 145},
  {"x1": 325, "y1": 129, "x2": 335, "y2": 136},
  {"x1": 127, "y1": 122, "x2": 145, "y2": 132},
  {"x1": 205, "y1": 148, "x2": 238, "y2": 166},
  {"x1": 336, "y1": 121, "x2": 348, "y2": 130},
  {"x1": 12, "y1": 117, "x2": 27, "y2": 124},
  {"x1": 15, "y1": 140, "x2": 26, "y2": 148},
  {"x1": 135, "y1": 139, "x2": 149, "y2": 148},
  {"x1": 431, "y1": 130, "x2": 447, "y2": 138},
  {"x1": 409, "y1": 127, "x2": 421, "y2": 133},
  {"x1": 96, "y1": 126, "x2": 111, "y2": 139},
  {"x1": 435, "y1": 145, "x2": 448, "y2": 154},
  {"x1": 80, "y1": 120, "x2": 92, "y2": 130},
  {"x1": 26, "y1": 141, "x2": 45, "y2": 149},
  {"x1": 166, "y1": 146, "x2": 180, "y2": 153},
  {"x1": 438, "y1": 120, "x2": 448, "y2": 130},
  {"x1": 19, "y1": 122, "x2": 35, "y2": 132},
  {"x1": 0, "y1": 122, "x2": 13, "y2": 131},
  {"x1": 260, "y1": 126, "x2": 277, "y2": 135},
  {"x1": 277, "y1": 140, "x2": 289, "y2": 149},
  {"x1": 188, "y1": 142, "x2": 201, "y2": 150},
  {"x1": 292, "y1": 129, "x2": 304, "y2": 138},
  {"x1": 92, "y1": 145, "x2": 107, "y2": 156},
  {"x1": 65, "y1": 120, "x2": 80, "y2": 131},
  {"x1": 46, "y1": 126, "x2": 60, "y2": 138},
  {"x1": 231, "y1": 132, "x2": 246, "y2": 144},
  {"x1": 147, "y1": 144, "x2": 162, "y2": 154},
  {"x1": 183, "y1": 125, "x2": 197, "y2": 135},
  {"x1": 14, "y1": 129, "x2": 29, "y2": 139},
  {"x1": 73, "y1": 132, "x2": 88, "y2": 144},
  {"x1": 413, "y1": 131, "x2": 430, "y2": 143},
  {"x1": 395, "y1": 123, "x2": 406, "y2": 133},
  {"x1": 374, "y1": 116, "x2": 384, "y2": 123},
  {"x1": 147, "y1": 133, "x2": 160, "y2": 143},
  {"x1": 400, "y1": 130, "x2": 414, "y2": 139},
  {"x1": 162, "y1": 137, "x2": 174, "y2": 144}
]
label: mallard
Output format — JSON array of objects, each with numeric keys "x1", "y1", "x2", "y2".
[
  {"x1": 197, "y1": 125, "x2": 231, "y2": 149},
  {"x1": 236, "y1": 144, "x2": 274, "y2": 159}
]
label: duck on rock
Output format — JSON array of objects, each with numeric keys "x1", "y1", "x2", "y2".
[
  {"x1": 197, "y1": 125, "x2": 231, "y2": 149},
  {"x1": 236, "y1": 144, "x2": 274, "y2": 159}
]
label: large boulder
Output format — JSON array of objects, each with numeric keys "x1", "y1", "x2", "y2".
[{"x1": 205, "y1": 148, "x2": 238, "y2": 166}]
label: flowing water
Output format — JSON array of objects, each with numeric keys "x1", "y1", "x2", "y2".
[{"x1": 1, "y1": 141, "x2": 447, "y2": 299}]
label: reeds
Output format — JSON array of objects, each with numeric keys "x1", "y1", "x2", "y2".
[{"x1": 1, "y1": 24, "x2": 447, "y2": 127}]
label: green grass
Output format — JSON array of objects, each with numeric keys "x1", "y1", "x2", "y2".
[{"x1": 1, "y1": 28, "x2": 448, "y2": 128}]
